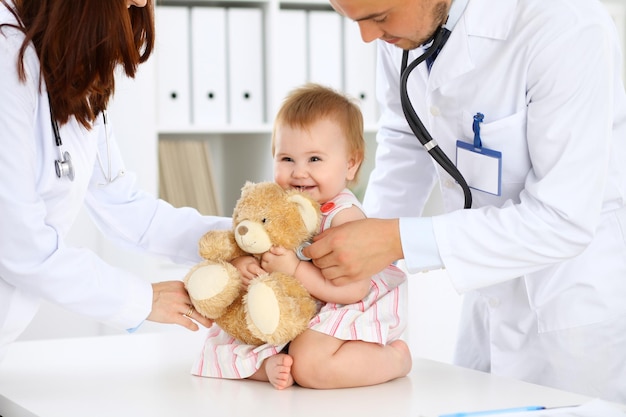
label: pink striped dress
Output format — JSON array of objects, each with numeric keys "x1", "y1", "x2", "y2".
[{"x1": 191, "y1": 189, "x2": 408, "y2": 379}]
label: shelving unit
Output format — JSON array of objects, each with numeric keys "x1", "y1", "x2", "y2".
[{"x1": 147, "y1": 0, "x2": 379, "y2": 215}]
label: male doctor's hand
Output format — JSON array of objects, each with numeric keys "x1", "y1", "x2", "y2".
[
  {"x1": 147, "y1": 281, "x2": 213, "y2": 331},
  {"x1": 302, "y1": 218, "x2": 403, "y2": 285}
]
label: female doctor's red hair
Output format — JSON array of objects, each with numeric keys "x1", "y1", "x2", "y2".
[{"x1": 0, "y1": 0, "x2": 155, "y2": 128}]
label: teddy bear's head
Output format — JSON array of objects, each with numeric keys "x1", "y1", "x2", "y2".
[{"x1": 231, "y1": 181, "x2": 321, "y2": 255}]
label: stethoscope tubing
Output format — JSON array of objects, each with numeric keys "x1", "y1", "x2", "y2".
[{"x1": 400, "y1": 27, "x2": 473, "y2": 209}]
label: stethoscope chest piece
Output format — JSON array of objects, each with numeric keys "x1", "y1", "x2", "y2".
[
  {"x1": 55, "y1": 151, "x2": 74, "y2": 181},
  {"x1": 49, "y1": 93, "x2": 75, "y2": 182}
]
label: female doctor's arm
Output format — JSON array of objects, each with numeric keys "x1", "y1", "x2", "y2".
[{"x1": 82, "y1": 117, "x2": 232, "y2": 330}]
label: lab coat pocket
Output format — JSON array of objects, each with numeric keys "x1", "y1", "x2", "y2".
[{"x1": 461, "y1": 110, "x2": 530, "y2": 188}]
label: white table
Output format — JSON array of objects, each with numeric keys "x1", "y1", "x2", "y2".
[{"x1": 0, "y1": 329, "x2": 617, "y2": 417}]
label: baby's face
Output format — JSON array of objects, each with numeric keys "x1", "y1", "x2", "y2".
[{"x1": 273, "y1": 118, "x2": 358, "y2": 204}]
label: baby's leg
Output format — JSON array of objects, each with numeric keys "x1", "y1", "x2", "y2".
[
  {"x1": 289, "y1": 329, "x2": 412, "y2": 389},
  {"x1": 248, "y1": 353, "x2": 295, "y2": 390}
]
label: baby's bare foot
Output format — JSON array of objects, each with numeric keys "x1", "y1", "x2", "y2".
[{"x1": 265, "y1": 353, "x2": 295, "y2": 390}]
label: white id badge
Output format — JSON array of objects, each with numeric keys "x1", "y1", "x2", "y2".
[{"x1": 456, "y1": 140, "x2": 502, "y2": 196}]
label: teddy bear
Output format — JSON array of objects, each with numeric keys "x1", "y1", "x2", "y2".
[{"x1": 183, "y1": 181, "x2": 320, "y2": 346}]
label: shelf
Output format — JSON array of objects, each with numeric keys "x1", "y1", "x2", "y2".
[
  {"x1": 158, "y1": 124, "x2": 273, "y2": 135},
  {"x1": 159, "y1": 0, "x2": 270, "y2": 6},
  {"x1": 157, "y1": 123, "x2": 379, "y2": 136},
  {"x1": 158, "y1": 0, "x2": 333, "y2": 8},
  {"x1": 279, "y1": 1, "x2": 333, "y2": 11}
]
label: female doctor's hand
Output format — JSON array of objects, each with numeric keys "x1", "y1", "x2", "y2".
[
  {"x1": 147, "y1": 281, "x2": 213, "y2": 331},
  {"x1": 302, "y1": 218, "x2": 404, "y2": 285}
]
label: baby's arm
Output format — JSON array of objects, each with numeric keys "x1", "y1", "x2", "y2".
[
  {"x1": 231, "y1": 255, "x2": 265, "y2": 288},
  {"x1": 261, "y1": 205, "x2": 371, "y2": 304},
  {"x1": 262, "y1": 247, "x2": 369, "y2": 304},
  {"x1": 295, "y1": 259, "x2": 371, "y2": 304}
]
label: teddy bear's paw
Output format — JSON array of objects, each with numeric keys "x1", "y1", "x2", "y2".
[
  {"x1": 184, "y1": 261, "x2": 242, "y2": 319},
  {"x1": 245, "y1": 275, "x2": 281, "y2": 336},
  {"x1": 215, "y1": 298, "x2": 265, "y2": 346},
  {"x1": 245, "y1": 273, "x2": 317, "y2": 345}
]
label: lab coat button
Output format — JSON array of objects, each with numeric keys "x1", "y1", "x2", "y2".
[
  {"x1": 444, "y1": 179, "x2": 455, "y2": 188},
  {"x1": 430, "y1": 106, "x2": 441, "y2": 116},
  {"x1": 489, "y1": 298, "x2": 501, "y2": 308}
]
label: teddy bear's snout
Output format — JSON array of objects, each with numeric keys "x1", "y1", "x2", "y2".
[{"x1": 235, "y1": 220, "x2": 273, "y2": 254}]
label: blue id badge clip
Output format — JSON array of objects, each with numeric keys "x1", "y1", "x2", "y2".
[{"x1": 456, "y1": 113, "x2": 502, "y2": 196}]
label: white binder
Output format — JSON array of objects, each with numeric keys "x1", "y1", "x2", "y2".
[
  {"x1": 227, "y1": 8, "x2": 265, "y2": 125},
  {"x1": 343, "y1": 18, "x2": 379, "y2": 125},
  {"x1": 155, "y1": 6, "x2": 191, "y2": 128},
  {"x1": 271, "y1": 9, "x2": 307, "y2": 119},
  {"x1": 308, "y1": 10, "x2": 343, "y2": 91},
  {"x1": 190, "y1": 7, "x2": 228, "y2": 126}
]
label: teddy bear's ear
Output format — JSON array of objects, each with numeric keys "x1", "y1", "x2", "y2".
[
  {"x1": 288, "y1": 194, "x2": 319, "y2": 234},
  {"x1": 241, "y1": 181, "x2": 255, "y2": 194}
]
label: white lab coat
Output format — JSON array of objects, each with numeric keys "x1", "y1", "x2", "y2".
[
  {"x1": 364, "y1": 0, "x2": 626, "y2": 402},
  {"x1": 0, "y1": 5, "x2": 230, "y2": 360}
]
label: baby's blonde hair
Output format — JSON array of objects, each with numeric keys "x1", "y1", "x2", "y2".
[{"x1": 272, "y1": 83, "x2": 365, "y2": 184}]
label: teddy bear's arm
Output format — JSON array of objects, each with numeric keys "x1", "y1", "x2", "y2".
[{"x1": 199, "y1": 230, "x2": 247, "y2": 261}]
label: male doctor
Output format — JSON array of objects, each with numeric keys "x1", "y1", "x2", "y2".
[{"x1": 304, "y1": 0, "x2": 626, "y2": 403}]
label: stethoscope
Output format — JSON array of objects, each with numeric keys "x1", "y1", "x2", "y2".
[
  {"x1": 49, "y1": 97, "x2": 75, "y2": 181},
  {"x1": 400, "y1": 26, "x2": 473, "y2": 209},
  {"x1": 49, "y1": 95, "x2": 122, "y2": 184}
]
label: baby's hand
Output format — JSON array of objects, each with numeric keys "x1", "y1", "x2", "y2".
[
  {"x1": 231, "y1": 256, "x2": 265, "y2": 288},
  {"x1": 261, "y1": 246, "x2": 299, "y2": 276}
]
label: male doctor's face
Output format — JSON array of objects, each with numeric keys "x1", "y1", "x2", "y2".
[{"x1": 329, "y1": 0, "x2": 451, "y2": 50}]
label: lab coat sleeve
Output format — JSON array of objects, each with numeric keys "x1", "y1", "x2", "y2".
[
  {"x1": 400, "y1": 217, "x2": 443, "y2": 272},
  {"x1": 433, "y1": 19, "x2": 620, "y2": 292},
  {"x1": 83, "y1": 121, "x2": 231, "y2": 266},
  {"x1": 79, "y1": 119, "x2": 232, "y2": 328}
]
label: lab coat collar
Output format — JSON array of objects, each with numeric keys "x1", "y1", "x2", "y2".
[
  {"x1": 429, "y1": 0, "x2": 518, "y2": 91},
  {"x1": 463, "y1": 0, "x2": 517, "y2": 40},
  {"x1": 445, "y1": 0, "x2": 469, "y2": 31}
]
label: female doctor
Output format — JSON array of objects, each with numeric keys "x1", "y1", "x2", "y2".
[
  {"x1": 0, "y1": 0, "x2": 230, "y2": 361},
  {"x1": 304, "y1": 0, "x2": 626, "y2": 403}
]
